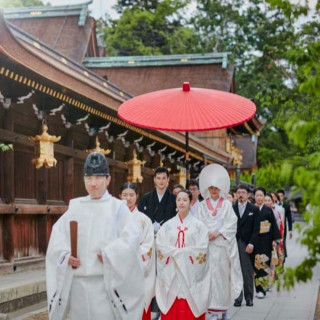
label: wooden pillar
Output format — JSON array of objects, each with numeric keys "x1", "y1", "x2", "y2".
[
  {"x1": 3, "y1": 107, "x2": 14, "y2": 204},
  {"x1": 3, "y1": 214, "x2": 14, "y2": 262},
  {"x1": 65, "y1": 128, "x2": 74, "y2": 204},
  {"x1": 38, "y1": 214, "x2": 52, "y2": 255},
  {"x1": 65, "y1": 157, "x2": 74, "y2": 204},
  {"x1": 37, "y1": 166, "x2": 47, "y2": 204}
]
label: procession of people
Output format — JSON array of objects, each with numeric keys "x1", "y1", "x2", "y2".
[{"x1": 45, "y1": 152, "x2": 293, "y2": 320}]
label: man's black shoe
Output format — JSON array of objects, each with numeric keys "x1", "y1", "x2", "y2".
[
  {"x1": 246, "y1": 299, "x2": 253, "y2": 306},
  {"x1": 234, "y1": 300, "x2": 242, "y2": 307}
]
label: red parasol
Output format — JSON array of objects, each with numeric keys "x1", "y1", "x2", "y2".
[{"x1": 118, "y1": 82, "x2": 256, "y2": 183}]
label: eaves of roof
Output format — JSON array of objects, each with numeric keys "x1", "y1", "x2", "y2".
[
  {"x1": 3, "y1": 1, "x2": 92, "y2": 26},
  {"x1": 83, "y1": 52, "x2": 231, "y2": 69}
]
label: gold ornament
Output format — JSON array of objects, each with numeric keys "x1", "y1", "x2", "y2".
[
  {"x1": 85, "y1": 136, "x2": 111, "y2": 155},
  {"x1": 29, "y1": 123, "x2": 61, "y2": 169},
  {"x1": 126, "y1": 149, "x2": 146, "y2": 183}
]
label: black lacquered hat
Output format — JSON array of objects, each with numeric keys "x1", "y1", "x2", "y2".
[{"x1": 84, "y1": 152, "x2": 109, "y2": 176}]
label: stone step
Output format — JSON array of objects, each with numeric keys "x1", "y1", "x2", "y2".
[
  {"x1": 0, "y1": 257, "x2": 45, "y2": 276},
  {"x1": 6, "y1": 301, "x2": 47, "y2": 320},
  {"x1": 0, "y1": 269, "x2": 46, "y2": 315}
]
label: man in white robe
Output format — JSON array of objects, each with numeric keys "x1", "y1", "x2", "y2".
[{"x1": 46, "y1": 152, "x2": 144, "y2": 320}]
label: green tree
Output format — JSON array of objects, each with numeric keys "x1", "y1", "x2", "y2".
[
  {"x1": 276, "y1": 2, "x2": 320, "y2": 288},
  {"x1": 104, "y1": 0, "x2": 201, "y2": 56}
]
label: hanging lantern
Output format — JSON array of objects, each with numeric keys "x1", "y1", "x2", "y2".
[
  {"x1": 29, "y1": 123, "x2": 61, "y2": 169},
  {"x1": 126, "y1": 149, "x2": 146, "y2": 183},
  {"x1": 174, "y1": 167, "x2": 186, "y2": 188},
  {"x1": 85, "y1": 136, "x2": 111, "y2": 155}
]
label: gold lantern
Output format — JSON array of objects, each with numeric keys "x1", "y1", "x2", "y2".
[
  {"x1": 29, "y1": 123, "x2": 61, "y2": 169},
  {"x1": 126, "y1": 149, "x2": 146, "y2": 183},
  {"x1": 173, "y1": 166, "x2": 186, "y2": 188},
  {"x1": 85, "y1": 136, "x2": 111, "y2": 155}
]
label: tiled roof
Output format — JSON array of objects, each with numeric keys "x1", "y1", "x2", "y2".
[
  {"x1": 3, "y1": 1, "x2": 95, "y2": 62},
  {"x1": 3, "y1": 1, "x2": 92, "y2": 26},
  {"x1": 83, "y1": 52, "x2": 231, "y2": 69}
]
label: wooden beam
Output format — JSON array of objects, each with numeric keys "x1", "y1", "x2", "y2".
[{"x1": 0, "y1": 204, "x2": 67, "y2": 214}]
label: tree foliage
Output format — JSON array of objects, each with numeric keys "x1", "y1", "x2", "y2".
[{"x1": 104, "y1": 0, "x2": 201, "y2": 56}]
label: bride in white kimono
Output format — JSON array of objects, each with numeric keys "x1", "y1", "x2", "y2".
[
  {"x1": 156, "y1": 190, "x2": 211, "y2": 320},
  {"x1": 46, "y1": 152, "x2": 144, "y2": 320},
  {"x1": 195, "y1": 164, "x2": 243, "y2": 320},
  {"x1": 119, "y1": 182, "x2": 156, "y2": 320}
]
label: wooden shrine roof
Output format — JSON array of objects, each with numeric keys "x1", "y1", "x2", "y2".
[
  {"x1": 3, "y1": 1, "x2": 97, "y2": 63},
  {"x1": 0, "y1": 11, "x2": 232, "y2": 164},
  {"x1": 83, "y1": 53, "x2": 235, "y2": 96}
]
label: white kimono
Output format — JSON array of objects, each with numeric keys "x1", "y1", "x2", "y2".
[
  {"x1": 131, "y1": 207, "x2": 156, "y2": 312},
  {"x1": 46, "y1": 192, "x2": 144, "y2": 320},
  {"x1": 196, "y1": 198, "x2": 243, "y2": 310},
  {"x1": 156, "y1": 213, "x2": 211, "y2": 317}
]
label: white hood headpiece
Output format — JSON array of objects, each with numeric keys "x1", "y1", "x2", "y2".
[{"x1": 199, "y1": 164, "x2": 230, "y2": 199}]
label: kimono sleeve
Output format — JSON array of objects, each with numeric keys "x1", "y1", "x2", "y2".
[
  {"x1": 171, "y1": 222, "x2": 211, "y2": 317},
  {"x1": 156, "y1": 220, "x2": 211, "y2": 317},
  {"x1": 139, "y1": 215, "x2": 156, "y2": 311},
  {"x1": 101, "y1": 203, "x2": 144, "y2": 320},
  {"x1": 270, "y1": 209, "x2": 282, "y2": 241},
  {"x1": 219, "y1": 201, "x2": 238, "y2": 242},
  {"x1": 46, "y1": 212, "x2": 73, "y2": 320}
]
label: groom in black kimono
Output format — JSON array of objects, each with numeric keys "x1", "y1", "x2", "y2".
[
  {"x1": 138, "y1": 166, "x2": 176, "y2": 319},
  {"x1": 138, "y1": 166, "x2": 176, "y2": 231}
]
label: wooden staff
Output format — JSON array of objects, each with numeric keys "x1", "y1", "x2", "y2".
[{"x1": 70, "y1": 220, "x2": 78, "y2": 269}]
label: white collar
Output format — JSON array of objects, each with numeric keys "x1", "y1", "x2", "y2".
[{"x1": 86, "y1": 190, "x2": 110, "y2": 201}]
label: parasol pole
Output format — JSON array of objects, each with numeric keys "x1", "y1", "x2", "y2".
[{"x1": 185, "y1": 131, "x2": 190, "y2": 189}]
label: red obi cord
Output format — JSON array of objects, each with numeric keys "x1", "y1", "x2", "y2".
[
  {"x1": 161, "y1": 298, "x2": 205, "y2": 320},
  {"x1": 142, "y1": 304, "x2": 151, "y2": 320},
  {"x1": 176, "y1": 215, "x2": 188, "y2": 248}
]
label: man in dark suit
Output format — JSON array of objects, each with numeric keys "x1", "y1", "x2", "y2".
[
  {"x1": 276, "y1": 189, "x2": 293, "y2": 258},
  {"x1": 233, "y1": 184, "x2": 260, "y2": 307}
]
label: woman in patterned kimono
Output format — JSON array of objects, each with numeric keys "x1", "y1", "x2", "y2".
[
  {"x1": 264, "y1": 193, "x2": 285, "y2": 288},
  {"x1": 195, "y1": 164, "x2": 243, "y2": 320},
  {"x1": 253, "y1": 187, "x2": 281, "y2": 298},
  {"x1": 156, "y1": 190, "x2": 211, "y2": 320},
  {"x1": 120, "y1": 182, "x2": 156, "y2": 320}
]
